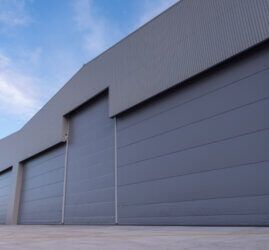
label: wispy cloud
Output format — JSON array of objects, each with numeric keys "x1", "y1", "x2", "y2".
[
  {"x1": 137, "y1": 0, "x2": 179, "y2": 28},
  {"x1": 0, "y1": 51, "x2": 42, "y2": 120},
  {"x1": 72, "y1": 0, "x2": 179, "y2": 59},
  {"x1": 0, "y1": 0, "x2": 31, "y2": 27},
  {"x1": 71, "y1": 0, "x2": 120, "y2": 58}
]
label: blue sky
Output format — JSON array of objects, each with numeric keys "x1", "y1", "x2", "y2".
[{"x1": 0, "y1": 0, "x2": 178, "y2": 139}]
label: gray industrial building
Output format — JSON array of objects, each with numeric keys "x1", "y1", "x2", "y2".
[{"x1": 0, "y1": 0, "x2": 269, "y2": 226}]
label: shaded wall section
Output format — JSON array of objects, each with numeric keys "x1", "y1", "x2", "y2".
[
  {"x1": 0, "y1": 169, "x2": 12, "y2": 224},
  {"x1": 64, "y1": 93, "x2": 115, "y2": 224},
  {"x1": 19, "y1": 145, "x2": 65, "y2": 225},
  {"x1": 116, "y1": 43, "x2": 269, "y2": 225}
]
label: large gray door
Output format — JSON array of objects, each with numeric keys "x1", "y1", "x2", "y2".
[
  {"x1": 64, "y1": 92, "x2": 115, "y2": 224},
  {"x1": 0, "y1": 169, "x2": 11, "y2": 224},
  {"x1": 116, "y1": 47, "x2": 269, "y2": 225},
  {"x1": 19, "y1": 146, "x2": 65, "y2": 224}
]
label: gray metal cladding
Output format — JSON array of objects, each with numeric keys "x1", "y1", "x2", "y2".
[
  {"x1": 109, "y1": 0, "x2": 269, "y2": 116},
  {"x1": 1, "y1": 0, "x2": 269, "y2": 172},
  {"x1": 116, "y1": 44, "x2": 269, "y2": 225},
  {"x1": 19, "y1": 146, "x2": 65, "y2": 225},
  {"x1": 0, "y1": 169, "x2": 11, "y2": 224},
  {"x1": 64, "y1": 93, "x2": 115, "y2": 225}
]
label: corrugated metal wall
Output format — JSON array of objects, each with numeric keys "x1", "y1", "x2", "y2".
[
  {"x1": 64, "y1": 93, "x2": 115, "y2": 224},
  {"x1": 0, "y1": 169, "x2": 11, "y2": 224},
  {"x1": 19, "y1": 146, "x2": 65, "y2": 224},
  {"x1": 1, "y1": 0, "x2": 269, "y2": 175},
  {"x1": 116, "y1": 44, "x2": 269, "y2": 225}
]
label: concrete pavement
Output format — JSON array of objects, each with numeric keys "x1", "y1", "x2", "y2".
[{"x1": 0, "y1": 225, "x2": 268, "y2": 249}]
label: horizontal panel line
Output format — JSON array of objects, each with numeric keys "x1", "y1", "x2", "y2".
[
  {"x1": 67, "y1": 172, "x2": 114, "y2": 186},
  {"x1": 118, "y1": 66, "x2": 269, "y2": 132},
  {"x1": 19, "y1": 210, "x2": 62, "y2": 216},
  {"x1": 66, "y1": 200, "x2": 114, "y2": 208},
  {"x1": 0, "y1": 194, "x2": 9, "y2": 199},
  {"x1": 65, "y1": 216, "x2": 115, "y2": 220},
  {"x1": 69, "y1": 132, "x2": 114, "y2": 152},
  {"x1": 22, "y1": 179, "x2": 64, "y2": 192},
  {"x1": 20, "y1": 214, "x2": 62, "y2": 219},
  {"x1": 68, "y1": 146, "x2": 114, "y2": 163},
  {"x1": 71, "y1": 118, "x2": 113, "y2": 132},
  {"x1": 119, "y1": 213, "x2": 269, "y2": 220},
  {"x1": 119, "y1": 193, "x2": 269, "y2": 208},
  {"x1": 70, "y1": 125, "x2": 114, "y2": 146},
  {"x1": 118, "y1": 96, "x2": 269, "y2": 149},
  {"x1": 67, "y1": 186, "x2": 114, "y2": 197},
  {"x1": 0, "y1": 196, "x2": 8, "y2": 201},
  {"x1": 19, "y1": 220, "x2": 61, "y2": 224},
  {"x1": 70, "y1": 113, "x2": 111, "y2": 132},
  {"x1": 0, "y1": 179, "x2": 10, "y2": 183},
  {"x1": 24, "y1": 165, "x2": 64, "y2": 181},
  {"x1": 0, "y1": 184, "x2": 11, "y2": 189},
  {"x1": 118, "y1": 127, "x2": 269, "y2": 168},
  {"x1": 118, "y1": 159, "x2": 269, "y2": 187},
  {"x1": 67, "y1": 162, "x2": 114, "y2": 175},
  {"x1": 68, "y1": 165, "x2": 114, "y2": 176},
  {"x1": 24, "y1": 151, "x2": 65, "y2": 168},
  {"x1": 21, "y1": 195, "x2": 63, "y2": 204}
]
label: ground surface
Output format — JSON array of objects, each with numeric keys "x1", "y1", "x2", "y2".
[{"x1": 0, "y1": 225, "x2": 268, "y2": 249}]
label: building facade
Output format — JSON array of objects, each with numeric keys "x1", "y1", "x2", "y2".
[{"x1": 1, "y1": 0, "x2": 269, "y2": 226}]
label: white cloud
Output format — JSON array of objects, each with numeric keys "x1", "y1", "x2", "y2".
[
  {"x1": 137, "y1": 0, "x2": 179, "y2": 28},
  {"x1": 0, "y1": 51, "x2": 42, "y2": 119},
  {"x1": 72, "y1": 0, "x2": 179, "y2": 59},
  {"x1": 71, "y1": 0, "x2": 120, "y2": 58},
  {"x1": 0, "y1": 0, "x2": 31, "y2": 27}
]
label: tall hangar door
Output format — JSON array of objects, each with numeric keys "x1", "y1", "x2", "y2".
[
  {"x1": 0, "y1": 169, "x2": 12, "y2": 224},
  {"x1": 116, "y1": 44, "x2": 269, "y2": 226},
  {"x1": 64, "y1": 92, "x2": 115, "y2": 224},
  {"x1": 19, "y1": 145, "x2": 65, "y2": 224}
]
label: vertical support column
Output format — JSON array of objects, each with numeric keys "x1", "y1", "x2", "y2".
[
  {"x1": 6, "y1": 163, "x2": 23, "y2": 225},
  {"x1": 61, "y1": 120, "x2": 70, "y2": 225},
  {"x1": 114, "y1": 117, "x2": 118, "y2": 224}
]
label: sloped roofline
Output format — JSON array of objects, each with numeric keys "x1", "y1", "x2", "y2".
[{"x1": 0, "y1": 0, "x2": 269, "y2": 170}]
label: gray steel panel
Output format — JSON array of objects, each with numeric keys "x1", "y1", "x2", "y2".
[
  {"x1": 19, "y1": 197, "x2": 62, "y2": 213},
  {"x1": 118, "y1": 70, "x2": 269, "y2": 147},
  {"x1": 19, "y1": 146, "x2": 65, "y2": 225},
  {"x1": 24, "y1": 155, "x2": 64, "y2": 179},
  {"x1": 119, "y1": 195, "x2": 269, "y2": 220},
  {"x1": 118, "y1": 132, "x2": 269, "y2": 187},
  {"x1": 119, "y1": 215, "x2": 269, "y2": 226},
  {"x1": 64, "y1": 216, "x2": 115, "y2": 225},
  {"x1": 66, "y1": 187, "x2": 114, "y2": 203},
  {"x1": 118, "y1": 99, "x2": 269, "y2": 167},
  {"x1": 1, "y1": 0, "x2": 269, "y2": 172},
  {"x1": 0, "y1": 170, "x2": 11, "y2": 224},
  {"x1": 65, "y1": 202, "x2": 114, "y2": 216},
  {"x1": 119, "y1": 161, "x2": 269, "y2": 206},
  {"x1": 21, "y1": 182, "x2": 64, "y2": 203},
  {"x1": 117, "y1": 45, "x2": 269, "y2": 131},
  {"x1": 66, "y1": 174, "x2": 114, "y2": 194},
  {"x1": 22, "y1": 168, "x2": 64, "y2": 191},
  {"x1": 64, "y1": 93, "x2": 115, "y2": 224},
  {"x1": 117, "y1": 51, "x2": 269, "y2": 225},
  {"x1": 19, "y1": 212, "x2": 63, "y2": 225},
  {"x1": 68, "y1": 147, "x2": 114, "y2": 169},
  {"x1": 67, "y1": 161, "x2": 114, "y2": 181}
]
